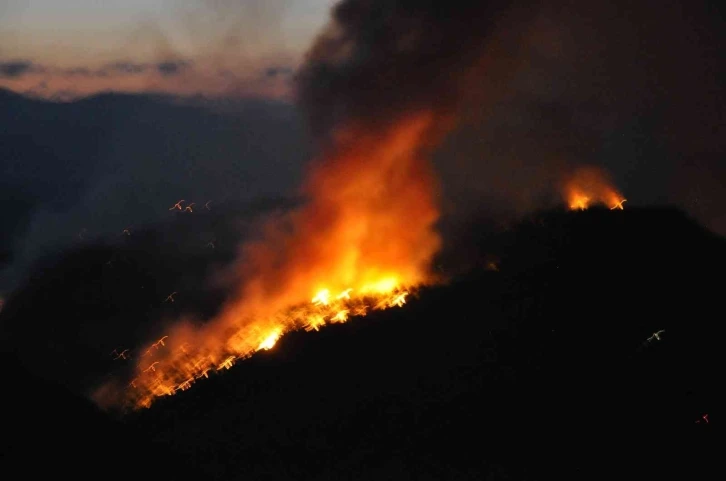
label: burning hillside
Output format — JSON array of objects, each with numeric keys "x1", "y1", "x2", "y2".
[
  {"x1": 92, "y1": 1, "x2": 527, "y2": 410},
  {"x1": 562, "y1": 165, "x2": 627, "y2": 211},
  {"x1": 95, "y1": 113, "x2": 443, "y2": 410}
]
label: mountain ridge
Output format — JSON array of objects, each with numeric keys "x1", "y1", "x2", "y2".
[{"x1": 3, "y1": 205, "x2": 716, "y2": 478}]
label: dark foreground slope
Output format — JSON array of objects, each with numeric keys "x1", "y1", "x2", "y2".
[
  {"x1": 2, "y1": 206, "x2": 721, "y2": 479},
  {"x1": 125, "y1": 206, "x2": 720, "y2": 479},
  {"x1": 0, "y1": 353, "x2": 203, "y2": 477}
]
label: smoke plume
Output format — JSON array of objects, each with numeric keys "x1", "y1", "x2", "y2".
[
  {"x1": 93, "y1": 0, "x2": 542, "y2": 410},
  {"x1": 228, "y1": 0, "x2": 531, "y2": 300},
  {"x1": 211, "y1": 0, "x2": 548, "y2": 328},
  {"x1": 297, "y1": 0, "x2": 531, "y2": 141}
]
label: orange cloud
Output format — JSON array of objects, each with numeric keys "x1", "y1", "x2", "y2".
[{"x1": 0, "y1": 57, "x2": 296, "y2": 101}]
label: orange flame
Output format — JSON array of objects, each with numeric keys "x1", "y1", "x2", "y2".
[
  {"x1": 562, "y1": 166, "x2": 626, "y2": 211},
  {"x1": 94, "y1": 112, "x2": 444, "y2": 411}
]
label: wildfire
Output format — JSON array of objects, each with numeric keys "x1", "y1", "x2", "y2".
[
  {"x1": 109, "y1": 283, "x2": 416, "y2": 410},
  {"x1": 94, "y1": 113, "x2": 443, "y2": 412},
  {"x1": 563, "y1": 166, "x2": 626, "y2": 211},
  {"x1": 257, "y1": 329, "x2": 282, "y2": 351}
]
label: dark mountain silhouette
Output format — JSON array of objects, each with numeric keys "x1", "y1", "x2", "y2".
[
  {"x1": 0, "y1": 87, "x2": 310, "y2": 291},
  {"x1": 0, "y1": 206, "x2": 719, "y2": 478},
  {"x1": 0, "y1": 352, "x2": 203, "y2": 477}
]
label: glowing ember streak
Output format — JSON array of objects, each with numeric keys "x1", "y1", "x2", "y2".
[
  {"x1": 176, "y1": 379, "x2": 194, "y2": 392},
  {"x1": 363, "y1": 278, "x2": 399, "y2": 294},
  {"x1": 389, "y1": 292, "x2": 408, "y2": 308},
  {"x1": 331, "y1": 310, "x2": 349, "y2": 323},
  {"x1": 562, "y1": 166, "x2": 626, "y2": 211},
  {"x1": 143, "y1": 362, "x2": 159, "y2": 373},
  {"x1": 112, "y1": 349, "x2": 130, "y2": 360},
  {"x1": 305, "y1": 314, "x2": 326, "y2": 331},
  {"x1": 169, "y1": 199, "x2": 185, "y2": 211},
  {"x1": 217, "y1": 356, "x2": 236, "y2": 371},
  {"x1": 312, "y1": 289, "x2": 331, "y2": 306},
  {"x1": 569, "y1": 194, "x2": 590, "y2": 211},
  {"x1": 647, "y1": 329, "x2": 665, "y2": 342},
  {"x1": 610, "y1": 199, "x2": 627, "y2": 210},
  {"x1": 257, "y1": 330, "x2": 282, "y2": 351},
  {"x1": 105, "y1": 281, "x2": 420, "y2": 410},
  {"x1": 337, "y1": 288, "x2": 353, "y2": 300},
  {"x1": 153, "y1": 382, "x2": 175, "y2": 397}
]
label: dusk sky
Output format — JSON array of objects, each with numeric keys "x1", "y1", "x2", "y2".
[{"x1": 0, "y1": 0, "x2": 336, "y2": 99}]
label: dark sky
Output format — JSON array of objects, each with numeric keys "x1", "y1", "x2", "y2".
[
  {"x1": 432, "y1": 0, "x2": 725, "y2": 231},
  {"x1": 296, "y1": 0, "x2": 725, "y2": 234},
  {"x1": 1, "y1": 0, "x2": 725, "y2": 298}
]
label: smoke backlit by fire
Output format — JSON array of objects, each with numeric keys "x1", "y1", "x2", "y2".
[{"x1": 562, "y1": 165, "x2": 626, "y2": 211}]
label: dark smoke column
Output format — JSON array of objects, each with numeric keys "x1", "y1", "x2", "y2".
[
  {"x1": 92, "y1": 0, "x2": 540, "y2": 412},
  {"x1": 296, "y1": 0, "x2": 524, "y2": 143}
]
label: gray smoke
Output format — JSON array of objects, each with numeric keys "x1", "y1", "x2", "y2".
[{"x1": 296, "y1": 0, "x2": 530, "y2": 141}]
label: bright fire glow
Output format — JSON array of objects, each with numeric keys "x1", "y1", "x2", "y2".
[
  {"x1": 257, "y1": 329, "x2": 282, "y2": 351},
  {"x1": 562, "y1": 165, "x2": 626, "y2": 211},
  {"x1": 93, "y1": 113, "x2": 443, "y2": 411}
]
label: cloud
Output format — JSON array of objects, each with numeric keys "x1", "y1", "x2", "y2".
[
  {"x1": 0, "y1": 60, "x2": 40, "y2": 78},
  {"x1": 104, "y1": 62, "x2": 148, "y2": 75},
  {"x1": 0, "y1": 1, "x2": 316, "y2": 100},
  {"x1": 156, "y1": 60, "x2": 191, "y2": 76},
  {"x1": 66, "y1": 67, "x2": 94, "y2": 77},
  {"x1": 265, "y1": 66, "x2": 293, "y2": 78},
  {"x1": 0, "y1": 56, "x2": 293, "y2": 101},
  {"x1": 0, "y1": 58, "x2": 192, "y2": 79}
]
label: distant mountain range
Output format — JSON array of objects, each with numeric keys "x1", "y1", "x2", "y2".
[{"x1": 0, "y1": 87, "x2": 311, "y2": 293}]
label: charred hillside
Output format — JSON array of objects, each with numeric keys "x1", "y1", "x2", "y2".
[{"x1": 1, "y1": 205, "x2": 720, "y2": 479}]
